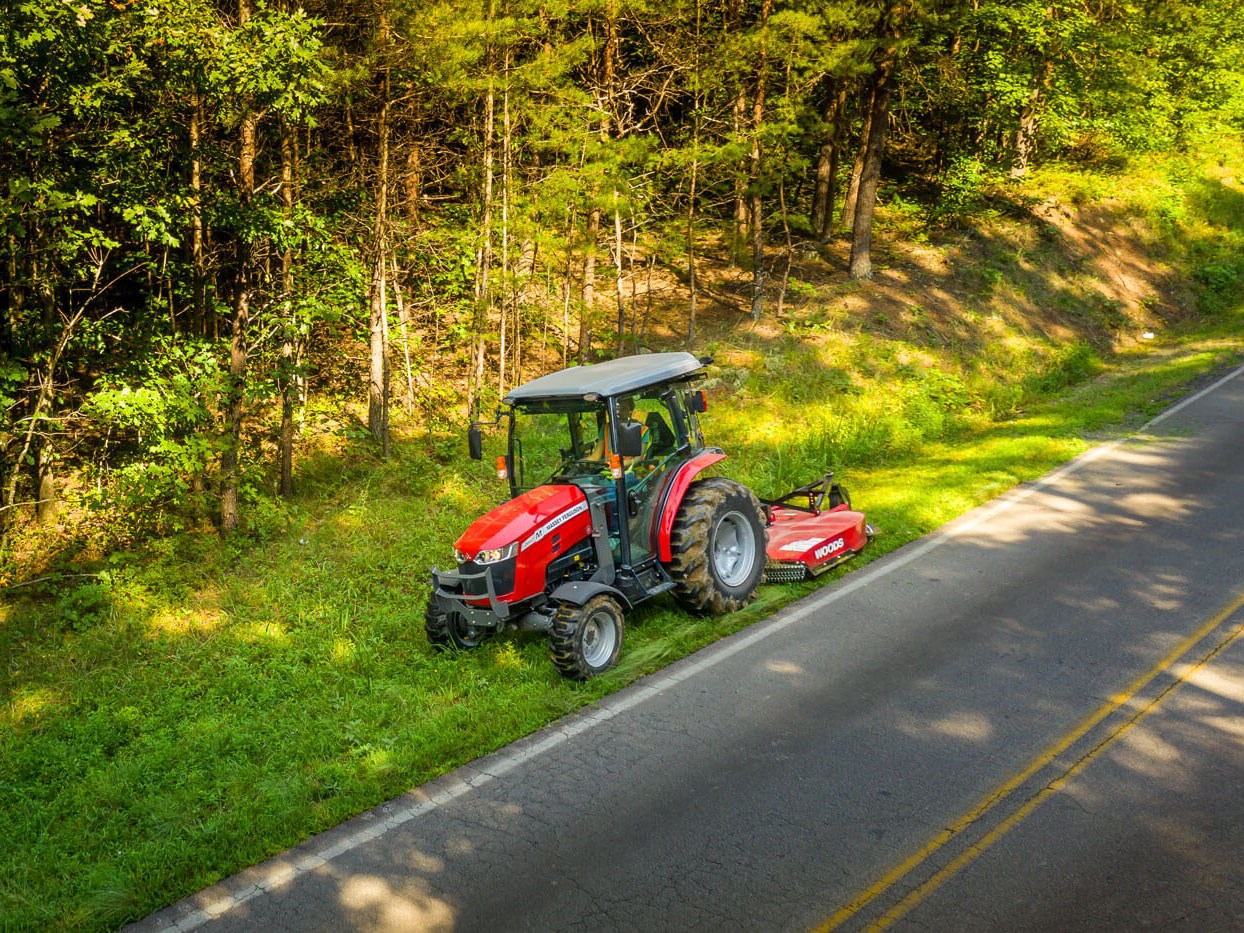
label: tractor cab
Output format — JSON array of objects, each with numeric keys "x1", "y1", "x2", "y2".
[{"x1": 483, "y1": 366, "x2": 710, "y2": 571}]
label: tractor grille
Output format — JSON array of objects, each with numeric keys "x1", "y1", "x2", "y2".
[
  {"x1": 459, "y1": 558, "x2": 516, "y2": 598},
  {"x1": 764, "y1": 562, "x2": 809, "y2": 585}
]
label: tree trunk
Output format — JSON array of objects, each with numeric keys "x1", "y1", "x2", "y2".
[
  {"x1": 403, "y1": 143, "x2": 421, "y2": 225},
  {"x1": 584, "y1": 2, "x2": 619, "y2": 363},
  {"x1": 811, "y1": 81, "x2": 848, "y2": 241},
  {"x1": 562, "y1": 207, "x2": 574, "y2": 368},
  {"x1": 581, "y1": 207, "x2": 598, "y2": 364},
  {"x1": 841, "y1": 82, "x2": 874, "y2": 230},
  {"x1": 749, "y1": 188, "x2": 764, "y2": 320},
  {"x1": 190, "y1": 92, "x2": 207, "y2": 337},
  {"x1": 498, "y1": 70, "x2": 512, "y2": 396},
  {"x1": 279, "y1": 117, "x2": 297, "y2": 498},
  {"x1": 220, "y1": 0, "x2": 257, "y2": 533},
  {"x1": 686, "y1": 156, "x2": 699, "y2": 350},
  {"x1": 368, "y1": 11, "x2": 391, "y2": 449},
  {"x1": 392, "y1": 257, "x2": 416, "y2": 412},
  {"x1": 35, "y1": 444, "x2": 55, "y2": 524},
  {"x1": 847, "y1": 73, "x2": 892, "y2": 280},
  {"x1": 732, "y1": 89, "x2": 750, "y2": 259},
  {"x1": 344, "y1": 96, "x2": 361, "y2": 186},
  {"x1": 686, "y1": 0, "x2": 702, "y2": 350},
  {"x1": 1012, "y1": 58, "x2": 1054, "y2": 178},
  {"x1": 749, "y1": 0, "x2": 771, "y2": 322},
  {"x1": 2, "y1": 234, "x2": 18, "y2": 357},
  {"x1": 379, "y1": 274, "x2": 391, "y2": 459},
  {"x1": 614, "y1": 206, "x2": 626, "y2": 356},
  {"x1": 469, "y1": 76, "x2": 496, "y2": 414},
  {"x1": 776, "y1": 180, "x2": 793, "y2": 317},
  {"x1": 3, "y1": 308, "x2": 82, "y2": 519},
  {"x1": 849, "y1": 2, "x2": 908, "y2": 281}
]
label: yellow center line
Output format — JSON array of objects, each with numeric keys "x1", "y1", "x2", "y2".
[{"x1": 817, "y1": 588, "x2": 1244, "y2": 933}]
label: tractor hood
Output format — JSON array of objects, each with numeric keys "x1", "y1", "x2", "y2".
[{"x1": 455, "y1": 484, "x2": 590, "y2": 558}]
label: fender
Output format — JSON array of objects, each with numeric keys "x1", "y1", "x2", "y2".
[
  {"x1": 655, "y1": 450, "x2": 727, "y2": 562},
  {"x1": 549, "y1": 580, "x2": 631, "y2": 610}
]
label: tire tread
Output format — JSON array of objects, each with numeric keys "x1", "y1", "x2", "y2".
[{"x1": 665, "y1": 476, "x2": 766, "y2": 614}]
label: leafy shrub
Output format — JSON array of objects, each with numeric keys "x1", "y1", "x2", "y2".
[
  {"x1": 981, "y1": 381, "x2": 1025, "y2": 419},
  {"x1": 917, "y1": 369, "x2": 972, "y2": 412},
  {"x1": 1207, "y1": 264, "x2": 1242, "y2": 289},
  {"x1": 929, "y1": 156, "x2": 992, "y2": 227},
  {"x1": 55, "y1": 581, "x2": 112, "y2": 631},
  {"x1": 0, "y1": 358, "x2": 26, "y2": 411},
  {"x1": 1026, "y1": 342, "x2": 1101, "y2": 395},
  {"x1": 902, "y1": 392, "x2": 947, "y2": 440},
  {"x1": 81, "y1": 336, "x2": 223, "y2": 524},
  {"x1": 1194, "y1": 261, "x2": 1244, "y2": 312}
]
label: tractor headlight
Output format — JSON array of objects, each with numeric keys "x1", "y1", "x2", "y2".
[
  {"x1": 454, "y1": 548, "x2": 468, "y2": 564},
  {"x1": 473, "y1": 542, "x2": 518, "y2": 565}
]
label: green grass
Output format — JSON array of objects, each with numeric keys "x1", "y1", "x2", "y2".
[{"x1": 3, "y1": 152, "x2": 1244, "y2": 930}]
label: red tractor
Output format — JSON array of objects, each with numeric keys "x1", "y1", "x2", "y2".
[{"x1": 427, "y1": 352, "x2": 869, "y2": 679}]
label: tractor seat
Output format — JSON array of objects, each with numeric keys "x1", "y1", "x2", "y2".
[{"x1": 645, "y1": 411, "x2": 677, "y2": 456}]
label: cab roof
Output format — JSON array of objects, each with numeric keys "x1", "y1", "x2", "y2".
[{"x1": 503, "y1": 352, "x2": 707, "y2": 405}]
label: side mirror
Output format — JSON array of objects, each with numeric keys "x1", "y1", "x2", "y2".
[
  {"x1": 617, "y1": 420, "x2": 645, "y2": 459},
  {"x1": 468, "y1": 425, "x2": 483, "y2": 460},
  {"x1": 690, "y1": 389, "x2": 707, "y2": 413}
]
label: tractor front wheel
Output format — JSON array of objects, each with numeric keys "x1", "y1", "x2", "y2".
[
  {"x1": 666, "y1": 476, "x2": 767, "y2": 615},
  {"x1": 425, "y1": 601, "x2": 490, "y2": 651},
  {"x1": 549, "y1": 595, "x2": 625, "y2": 680}
]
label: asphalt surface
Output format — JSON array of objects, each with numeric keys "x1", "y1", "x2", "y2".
[{"x1": 135, "y1": 360, "x2": 1244, "y2": 933}]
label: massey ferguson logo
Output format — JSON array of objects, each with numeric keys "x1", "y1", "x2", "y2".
[
  {"x1": 521, "y1": 500, "x2": 589, "y2": 551},
  {"x1": 814, "y1": 537, "x2": 845, "y2": 561}
]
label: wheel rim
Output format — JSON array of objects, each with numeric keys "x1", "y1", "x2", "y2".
[
  {"x1": 580, "y1": 608, "x2": 618, "y2": 669},
  {"x1": 452, "y1": 614, "x2": 484, "y2": 648},
  {"x1": 712, "y1": 510, "x2": 757, "y2": 587}
]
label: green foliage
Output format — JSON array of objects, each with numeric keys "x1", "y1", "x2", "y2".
[
  {"x1": 54, "y1": 580, "x2": 112, "y2": 632},
  {"x1": 1195, "y1": 262, "x2": 1244, "y2": 301},
  {"x1": 213, "y1": 5, "x2": 329, "y2": 122},
  {"x1": 84, "y1": 340, "x2": 219, "y2": 439},
  {"x1": 898, "y1": 0, "x2": 1244, "y2": 173},
  {"x1": 3, "y1": 0, "x2": 1242, "y2": 533},
  {"x1": 0, "y1": 357, "x2": 26, "y2": 411},
  {"x1": 1025, "y1": 341, "x2": 1101, "y2": 395},
  {"x1": 929, "y1": 156, "x2": 994, "y2": 227},
  {"x1": 80, "y1": 336, "x2": 223, "y2": 524}
]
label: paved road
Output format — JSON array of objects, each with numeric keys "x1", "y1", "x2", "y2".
[{"x1": 137, "y1": 361, "x2": 1244, "y2": 932}]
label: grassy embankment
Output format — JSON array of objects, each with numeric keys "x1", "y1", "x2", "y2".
[{"x1": 2, "y1": 148, "x2": 1243, "y2": 929}]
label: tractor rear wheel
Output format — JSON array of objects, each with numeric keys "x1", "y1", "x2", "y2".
[
  {"x1": 549, "y1": 594, "x2": 625, "y2": 680},
  {"x1": 666, "y1": 476, "x2": 767, "y2": 615},
  {"x1": 425, "y1": 601, "x2": 490, "y2": 651}
]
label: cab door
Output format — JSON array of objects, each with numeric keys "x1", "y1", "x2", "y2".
[{"x1": 623, "y1": 392, "x2": 686, "y2": 564}]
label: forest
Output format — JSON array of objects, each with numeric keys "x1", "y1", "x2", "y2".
[{"x1": 3, "y1": 0, "x2": 1242, "y2": 543}]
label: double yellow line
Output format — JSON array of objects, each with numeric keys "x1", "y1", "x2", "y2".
[{"x1": 819, "y1": 588, "x2": 1244, "y2": 932}]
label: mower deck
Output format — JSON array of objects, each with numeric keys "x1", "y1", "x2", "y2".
[{"x1": 760, "y1": 475, "x2": 872, "y2": 584}]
